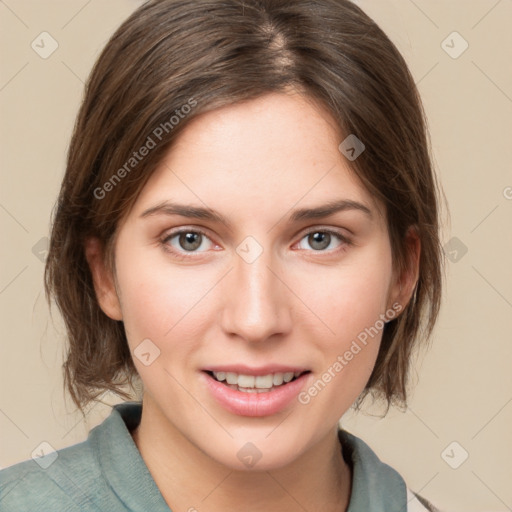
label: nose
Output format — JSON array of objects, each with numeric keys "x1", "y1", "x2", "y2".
[{"x1": 219, "y1": 249, "x2": 293, "y2": 343}]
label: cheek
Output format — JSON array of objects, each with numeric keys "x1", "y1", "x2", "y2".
[
  {"x1": 292, "y1": 246, "x2": 393, "y2": 410},
  {"x1": 297, "y1": 250, "x2": 393, "y2": 347},
  {"x1": 115, "y1": 249, "x2": 217, "y2": 353}
]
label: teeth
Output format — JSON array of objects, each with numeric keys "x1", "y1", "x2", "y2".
[
  {"x1": 283, "y1": 372, "x2": 294, "y2": 383},
  {"x1": 237, "y1": 387, "x2": 269, "y2": 393},
  {"x1": 272, "y1": 373, "x2": 284, "y2": 386},
  {"x1": 255, "y1": 375, "x2": 273, "y2": 388},
  {"x1": 225, "y1": 372, "x2": 237, "y2": 384},
  {"x1": 215, "y1": 371, "x2": 226, "y2": 381},
  {"x1": 212, "y1": 371, "x2": 304, "y2": 389},
  {"x1": 238, "y1": 374, "x2": 255, "y2": 388}
]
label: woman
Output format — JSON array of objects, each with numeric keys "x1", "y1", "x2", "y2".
[{"x1": 0, "y1": 0, "x2": 444, "y2": 510}]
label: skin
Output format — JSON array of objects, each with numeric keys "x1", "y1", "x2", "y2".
[{"x1": 86, "y1": 91, "x2": 419, "y2": 512}]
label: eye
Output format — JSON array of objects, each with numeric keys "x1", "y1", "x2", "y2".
[
  {"x1": 162, "y1": 229, "x2": 216, "y2": 254},
  {"x1": 296, "y1": 229, "x2": 349, "y2": 252}
]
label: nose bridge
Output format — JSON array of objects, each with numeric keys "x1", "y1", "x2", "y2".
[{"x1": 221, "y1": 245, "x2": 291, "y2": 341}]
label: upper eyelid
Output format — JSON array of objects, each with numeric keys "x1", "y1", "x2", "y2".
[
  {"x1": 294, "y1": 228, "x2": 351, "y2": 249},
  {"x1": 162, "y1": 225, "x2": 349, "y2": 238},
  {"x1": 162, "y1": 225, "x2": 215, "y2": 240},
  {"x1": 299, "y1": 226, "x2": 349, "y2": 237},
  {"x1": 295, "y1": 226, "x2": 352, "y2": 244},
  {"x1": 162, "y1": 228, "x2": 217, "y2": 249},
  {"x1": 161, "y1": 226, "x2": 351, "y2": 250}
]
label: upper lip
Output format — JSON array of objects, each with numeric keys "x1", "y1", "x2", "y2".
[{"x1": 202, "y1": 365, "x2": 310, "y2": 376}]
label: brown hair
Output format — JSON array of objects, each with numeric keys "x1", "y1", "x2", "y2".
[{"x1": 45, "y1": 0, "x2": 444, "y2": 414}]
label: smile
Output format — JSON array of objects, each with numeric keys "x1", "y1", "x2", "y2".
[
  {"x1": 207, "y1": 370, "x2": 307, "y2": 392},
  {"x1": 201, "y1": 368, "x2": 312, "y2": 417}
]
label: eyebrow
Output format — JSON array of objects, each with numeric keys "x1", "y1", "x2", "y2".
[
  {"x1": 140, "y1": 198, "x2": 372, "y2": 226},
  {"x1": 140, "y1": 201, "x2": 226, "y2": 223},
  {"x1": 289, "y1": 199, "x2": 372, "y2": 222}
]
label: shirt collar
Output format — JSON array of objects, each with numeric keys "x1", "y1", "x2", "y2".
[
  {"x1": 338, "y1": 428, "x2": 407, "y2": 511},
  {"x1": 89, "y1": 401, "x2": 171, "y2": 511},
  {"x1": 90, "y1": 402, "x2": 406, "y2": 512}
]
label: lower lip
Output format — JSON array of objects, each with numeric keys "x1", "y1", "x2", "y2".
[{"x1": 202, "y1": 372, "x2": 311, "y2": 417}]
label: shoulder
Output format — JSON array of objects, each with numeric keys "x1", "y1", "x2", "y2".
[
  {"x1": 0, "y1": 439, "x2": 100, "y2": 512},
  {"x1": 0, "y1": 402, "x2": 157, "y2": 512},
  {"x1": 338, "y1": 428, "x2": 443, "y2": 512}
]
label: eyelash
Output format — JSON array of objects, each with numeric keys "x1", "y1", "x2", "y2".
[
  {"x1": 160, "y1": 227, "x2": 352, "y2": 260},
  {"x1": 160, "y1": 227, "x2": 214, "y2": 261},
  {"x1": 299, "y1": 227, "x2": 352, "y2": 253}
]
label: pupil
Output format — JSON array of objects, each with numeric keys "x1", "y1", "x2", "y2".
[
  {"x1": 180, "y1": 232, "x2": 201, "y2": 251},
  {"x1": 309, "y1": 232, "x2": 330, "y2": 250}
]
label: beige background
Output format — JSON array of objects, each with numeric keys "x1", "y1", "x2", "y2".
[{"x1": 1, "y1": 1, "x2": 511, "y2": 511}]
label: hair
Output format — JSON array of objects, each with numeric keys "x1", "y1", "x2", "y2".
[{"x1": 45, "y1": 0, "x2": 444, "y2": 415}]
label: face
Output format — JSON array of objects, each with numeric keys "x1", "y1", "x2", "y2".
[{"x1": 90, "y1": 92, "x2": 407, "y2": 471}]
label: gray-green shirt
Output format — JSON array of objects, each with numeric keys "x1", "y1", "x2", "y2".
[{"x1": 0, "y1": 402, "x2": 439, "y2": 511}]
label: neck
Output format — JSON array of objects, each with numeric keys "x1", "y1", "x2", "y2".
[{"x1": 131, "y1": 395, "x2": 352, "y2": 512}]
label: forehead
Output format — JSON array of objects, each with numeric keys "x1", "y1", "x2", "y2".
[
  {"x1": 168, "y1": 92, "x2": 342, "y2": 176},
  {"x1": 130, "y1": 92, "x2": 384, "y2": 222}
]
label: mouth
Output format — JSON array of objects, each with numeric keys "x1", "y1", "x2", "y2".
[
  {"x1": 202, "y1": 368, "x2": 312, "y2": 416},
  {"x1": 204, "y1": 370, "x2": 311, "y2": 393}
]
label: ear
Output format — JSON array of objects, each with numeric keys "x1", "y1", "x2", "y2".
[
  {"x1": 84, "y1": 237, "x2": 123, "y2": 321},
  {"x1": 388, "y1": 226, "x2": 421, "y2": 312}
]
